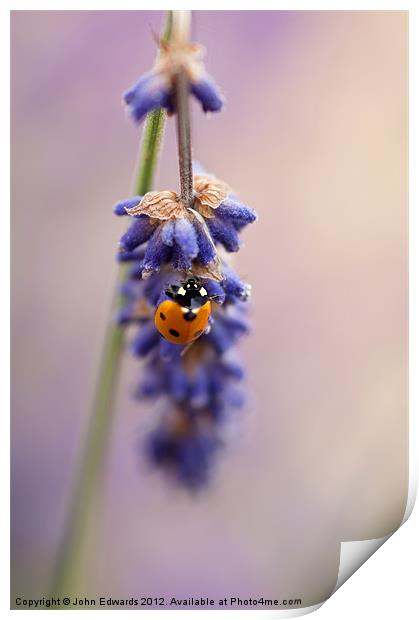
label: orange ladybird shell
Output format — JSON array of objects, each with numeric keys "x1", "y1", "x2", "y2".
[{"x1": 155, "y1": 299, "x2": 211, "y2": 345}]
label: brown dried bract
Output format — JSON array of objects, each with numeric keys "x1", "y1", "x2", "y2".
[
  {"x1": 155, "y1": 40, "x2": 205, "y2": 85},
  {"x1": 125, "y1": 191, "x2": 185, "y2": 220},
  {"x1": 193, "y1": 175, "x2": 229, "y2": 218},
  {"x1": 191, "y1": 256, "x2": 224, "y2": 282}
]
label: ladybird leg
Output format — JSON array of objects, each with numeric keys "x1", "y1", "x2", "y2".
[
  {"x1": 165, "y1": 284, "x2": 179, "y2": 299},
  {"x1": 202, "y1": 314, "x2": 213, "y2": 335}
]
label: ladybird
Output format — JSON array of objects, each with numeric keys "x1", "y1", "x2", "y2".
[{"x1": 155, "y1": 278, "x2": 211, "y2": 345}]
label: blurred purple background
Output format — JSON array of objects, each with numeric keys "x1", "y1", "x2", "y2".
[{"x1": 11, "y1": 11, "x2": 408, "y2": 607}]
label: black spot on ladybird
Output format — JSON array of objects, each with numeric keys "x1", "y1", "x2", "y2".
[
  {"x1": 159, "y1": 312, "x2": 166, "y2": 320},
  {"x1": 169, "y1": 328, "x2": 180, "y2": 338},
  {"x1": 183, "y1": 311, "x2": 196, "y2": 322}
]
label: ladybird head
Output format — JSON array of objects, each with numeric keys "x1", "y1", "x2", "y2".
[
  {"x1": 165, "y1": 277, "x2": 208, "y2": 305},
  {"x1": 184, "y1": 278, "x2": 200, "y2": 291}
]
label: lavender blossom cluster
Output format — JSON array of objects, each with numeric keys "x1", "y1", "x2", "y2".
[{"x1": 115, "y1": 30, "x2": 256, "y2": 490}]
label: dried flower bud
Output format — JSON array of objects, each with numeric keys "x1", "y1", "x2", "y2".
[{"x1": 124, "y1": 39, "x2": 224, "y2": 125}]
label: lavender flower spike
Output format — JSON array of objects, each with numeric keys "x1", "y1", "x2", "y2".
[
  {"x1": 124, "y1": 39, "x2": 224, "y2": 124},
  {"x1": 114, "y1": 11, "x2": 257, "y2": 489}
]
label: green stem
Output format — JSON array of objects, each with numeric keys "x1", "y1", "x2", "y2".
[
  {"x1": 51, "y1": 12, "x2": 172, "y2": 598},
  {"x1": 134, "y1": 108, "x2": 166, "y2": 196}
]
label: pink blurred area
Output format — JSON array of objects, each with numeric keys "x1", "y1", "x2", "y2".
[{"x1": 11, "y1": 11, "x2": 408, "y2": 606}]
